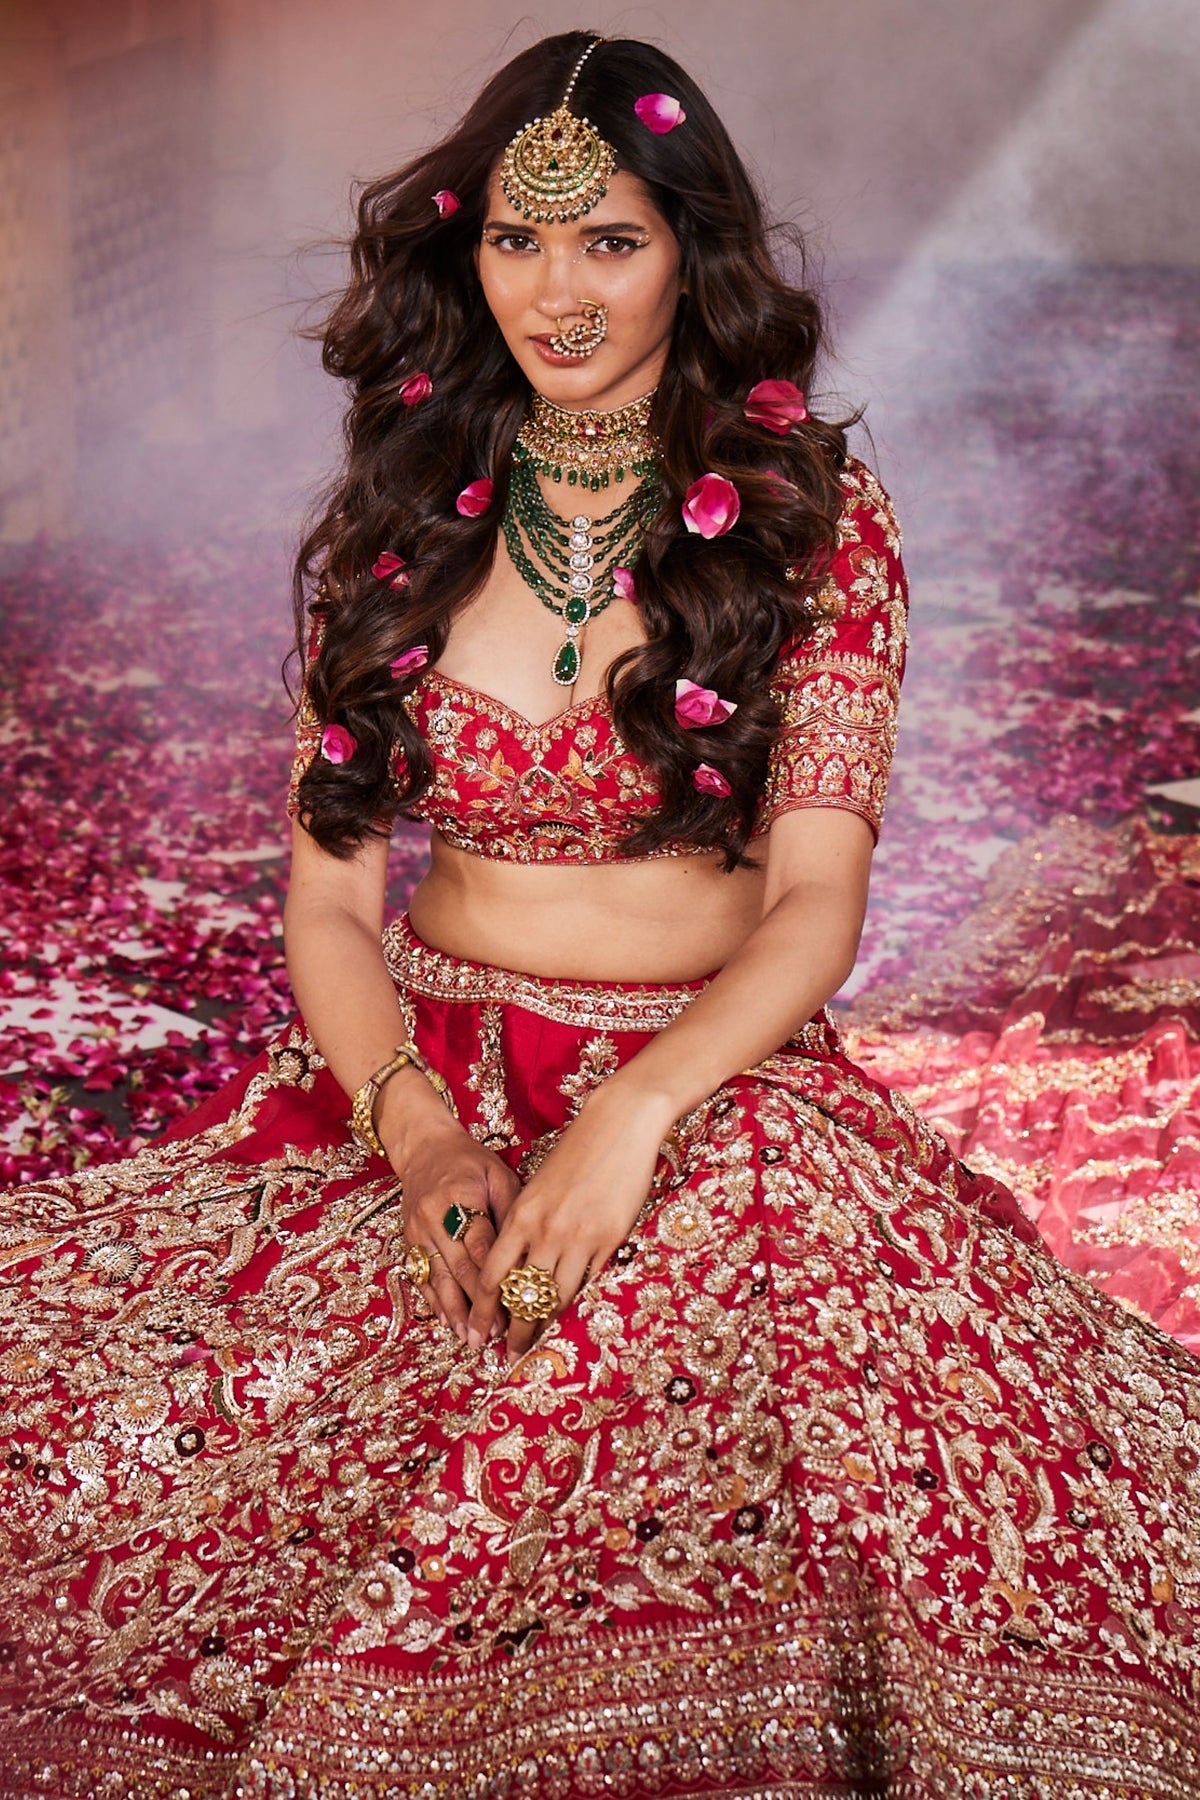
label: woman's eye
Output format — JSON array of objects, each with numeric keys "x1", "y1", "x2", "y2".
[
  {"x1": 589, "y1": 236, "x2": 644, "y2": 255},
  {"x1": 484, "y1": 232, "x2": 537, "y2": 253}
]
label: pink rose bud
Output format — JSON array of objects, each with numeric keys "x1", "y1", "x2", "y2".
[
  {"x1": 634, "y1": 93, "x2": 687, "y2": 134},
  {"x1": 692, "y1": 762, "x2": 732, "y2": 797},
  {"x1": 389, "y1": 644, "x2": 430, "y2": 679},
  {"x1": 432, "y1": 189, "x2": 461, "y2": 218},
  {"x1": 744, "y1": 379, "x2": 809, "y2": 435},
  {"x1": 399, "y1": 372, "x2": 433, "y2": 406},
  {"x1": 456, "y1": 478, "x2": 494, "y2": 517},
  {"x1": 371, "y1": 551, "x2": 410, "y2": 589},
  {"x1": 682, "y1": 472, "x2": 741, "y2": 539},
  {"x1": 611, "y1": 565, "x2": 637, "y2": 601},
  {"x1": 320, "y1": 723, "x2": 357, "y2": 764},
  {"x1": 674, "y1": 678, "x2": 738, "y2": 729}
]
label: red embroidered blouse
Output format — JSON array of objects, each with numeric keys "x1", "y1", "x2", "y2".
[{"x1": 288, "y1": 459, "x2": 907, "y2": 861}]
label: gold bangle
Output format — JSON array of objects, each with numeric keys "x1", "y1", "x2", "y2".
[
  {"x1": 350, "y1": 1041, "x2": 457, "y2": 1158},
  {"x1": 351, "y1": 1049, "x2": 415, "y2": 1157},
  {"x1": 391, "y1": 1039, "x2": 457, "y2": 1116}
]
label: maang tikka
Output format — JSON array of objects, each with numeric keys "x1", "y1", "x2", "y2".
[{"x1": 500, "y1": 39, "x2": 616, "y2": 224}]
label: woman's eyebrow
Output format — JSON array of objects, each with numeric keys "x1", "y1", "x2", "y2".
[{"x1": 480, "y1": 219, "x2": 650, "y2": 235}]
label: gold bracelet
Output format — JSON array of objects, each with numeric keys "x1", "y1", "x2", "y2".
[
  {"x1": 395, "y1": 1040, "x2": 457, "y2": 1117},
  {"x1": 350, "y1": 1041, "x2": 457, "y2": 1158}
]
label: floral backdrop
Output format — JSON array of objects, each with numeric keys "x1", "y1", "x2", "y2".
[{"x1": 2, "y1": 266, "x2": 1198, "y2": 1337}]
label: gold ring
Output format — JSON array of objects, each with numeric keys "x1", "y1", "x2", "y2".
[
  {"x1": 499, "y1": 1264, "x2": 560, "y2": 1323},
  {"x1": 403, "y1": 1244, "x2": 442, "y2": 1286}
]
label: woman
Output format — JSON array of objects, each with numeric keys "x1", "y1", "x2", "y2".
[{"x1": 1, "y1": 30, "x2": 1198, "y2": 1799}]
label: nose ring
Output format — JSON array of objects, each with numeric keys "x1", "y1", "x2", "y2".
[{"x1": 548, "y1": 300, "x2": 608, "y2": 359}]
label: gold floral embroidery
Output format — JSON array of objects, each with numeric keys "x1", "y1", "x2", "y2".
[
  {"x1": 465, "y1": 1005, "x2": 516, "y2": 1147},
  {"x1": 760, "y1": 461, "x2": 908, "y2": 843}
]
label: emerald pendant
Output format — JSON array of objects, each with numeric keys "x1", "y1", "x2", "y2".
[
  {"x1": 565, "y1": 595, "x2": 590, "y2": 624},
  {"x1": 553, "y1": 640, "x2": 581, "y2": 685}
]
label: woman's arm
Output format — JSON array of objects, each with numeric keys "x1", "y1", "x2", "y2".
[
  {"x1": 467, "y1": 804, "x2": 874, "y2": 1360},
  {"x1": 602, "y1": 803, "x2": 873, "y2": 1118},
  {"x1": 284, "y1": 824, "x2": 519, "y2": 1337}
]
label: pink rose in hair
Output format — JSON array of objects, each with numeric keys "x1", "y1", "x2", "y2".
[
  {"x1": 682, "y1": 473, "x2": 741, "y2": 538},
  {"x1": 320, "y1": 724, "x2": 357, "y2": 764},
  {"x1": 456, "y1": 478, "x2": 494, "y2": 517},
  {"x1": 611, "y1": 566, "x2": 637, "y2": 602},
  {"x1": 675, "y1": 678, "x2": 737, "y2": 729},
  {"x1": 692, "y1": 762, "x2": 732, "y2": 797},
  {"x1": 389, "y1": 644, "x2": 430, "y2": 680},
  {"x1": 371, "y1": 551, "x2": 411, "y2": 589},
  {"x1": 432, "y1": 190, "x2": 460, "y2": 218},
  {"x1": 399, "y1": 372, "x2": 433, "y2": 406},
  {"x1": 744, "y1": 379, "x2": 808, "y2": 434},
  {"x1": 634, "y1": 94, "x2": 687, "y2": 134}
]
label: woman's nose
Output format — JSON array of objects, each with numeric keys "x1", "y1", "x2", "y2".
[{"x1": 533, "y1": 250, "x2": 584, "y2": 319}]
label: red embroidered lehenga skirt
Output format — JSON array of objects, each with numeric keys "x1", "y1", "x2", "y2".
[{"x1": 1, "y1": 914, "x2": 1199, "y2": 1798}]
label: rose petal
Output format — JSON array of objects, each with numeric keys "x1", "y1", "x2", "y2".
[
  {"x1": 744, "y1": 379, "x2": 809, "y2": 435},
  {"x1": 389, "y1": 644, "x2": 430, "y2": 679},
  {"x1": 634, "y1": 93, "x2": 687, "y2": 134},
  {"x1": 674, "y1": 677, "x2": 738, "y2": 728},
  {"x1": 682, "y1": 472, "x2": 741, "y2": 539},
  {"x1": 764, "y1": 468, "x2": 798, "y2": 499},
  {"x1": 399, "y1": 372, "x2": 433, "y2": 406},
  {"x1": 432, "y1": 190, "x2": 460, "y2": 218},
  {"x1": 456, "y1": 478, "x2": 494, "y2": 518},
  {"x1": 372, "y1": 551, "x2": 411, "y2": 590},
  {"x1": 611, "y1": 566, "x2": 637, "y2": 601},
  {"x1": 320, "y1": 723, "x2": 357, "y2": 764},
  {"x1": 692, "y1": 762, "x2": 731, "y2": 797}
]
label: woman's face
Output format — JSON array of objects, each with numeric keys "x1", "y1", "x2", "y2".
[{"x1": 477, "y1": 167, "x2": 683, "y2": 411}]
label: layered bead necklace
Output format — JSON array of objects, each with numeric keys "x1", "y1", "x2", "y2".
[{"x1": 507, "y1": 390, "x2": 661, "y2": 686}]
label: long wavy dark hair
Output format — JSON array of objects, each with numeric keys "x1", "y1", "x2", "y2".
[{"x1": 292, "y1": 30, "x2": 849, "y2": 870}]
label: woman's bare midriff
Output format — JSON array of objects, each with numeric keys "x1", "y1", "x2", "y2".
[{"x1": 407, "y1": 831, "x2": 767, "y2": 982}]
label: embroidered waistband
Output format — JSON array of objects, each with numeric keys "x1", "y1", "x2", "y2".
[
  {"x1": 382, "y1": 914, "x2": 840, "y2": 1055},
  {"x1": 382, "y1": 915, "x2": 710, "y2": 1033}
]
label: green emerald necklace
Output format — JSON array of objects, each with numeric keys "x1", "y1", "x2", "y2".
[{"x1": 505, "y1": 398, "x2": 661, "y2": 687}]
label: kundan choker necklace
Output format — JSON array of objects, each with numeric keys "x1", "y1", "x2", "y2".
[
  {"x1": 515, "y1": 389, "x2": 660, "y2": 490},
  {"x1": 503, "y1": 453, "x2": 659, "y2": 686}
]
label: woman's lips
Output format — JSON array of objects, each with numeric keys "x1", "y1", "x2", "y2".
[{"x1": 529, "y1": 335, "x2": 595, "y2": 367}]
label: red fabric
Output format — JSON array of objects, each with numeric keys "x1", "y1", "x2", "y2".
[{"x1": 1, "y1": 916, "x2": 1199, "y2": 1796}]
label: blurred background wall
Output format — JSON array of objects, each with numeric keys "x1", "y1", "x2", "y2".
[{"x1": 1, "y1": 0, "x2": 1196, "y2": 544}]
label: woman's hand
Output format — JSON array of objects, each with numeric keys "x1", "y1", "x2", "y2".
[
  {"x1": 388, "y1": 1102, "x2": 522, "y2": 1344},
  {"x1": 466, "y1": 1081, "x2": 675, "y2": 1364}
]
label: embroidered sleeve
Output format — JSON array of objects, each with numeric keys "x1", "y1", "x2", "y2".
[
  {"x1": 757, "y1": 461, "x2": 908, "y2": 842},
  {"x1": 286, "y1": 605, "x2": 327, "y2": 821}
]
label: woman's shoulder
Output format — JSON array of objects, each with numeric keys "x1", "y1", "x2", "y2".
[{"x1": 833, "y1": 454, "x2": 903, "y2": 558}]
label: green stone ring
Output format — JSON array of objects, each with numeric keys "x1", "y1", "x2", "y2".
[{"x1": 443, "y1": 1202, "x2": 487, "y2": 1243}]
